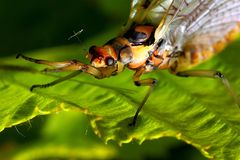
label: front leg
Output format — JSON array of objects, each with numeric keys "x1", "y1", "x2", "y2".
[
  {"x1": 129, "y1": 67, "x2": 158, "y2": 126},
  {"x1": 17, "y1": 54, "x2": 110, "y2": 91},
  {"x1": 176, "y1": 70, "x2": 240, "y2": 107},
  {"x1": 30, "y1": 71, "x2": 82, "y2": 91},
  {"x1": 16, "y1": 54, "x2": 77, "y2": 68}
]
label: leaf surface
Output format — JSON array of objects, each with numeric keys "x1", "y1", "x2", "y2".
[{"x1": 0, "y1": 30, "x2": 240, "y2": 159}]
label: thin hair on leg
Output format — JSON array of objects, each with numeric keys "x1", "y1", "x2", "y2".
[
  {"x1": 16, "y1": 54, "x2": 78, "y2": 68},
  {"x1": 129, "y1": 68, "x2": 158, "y2": 127},
  {"x1": 129, "y1": 82, "x2": 157, "y2": 127},
  {"x1": 30, "y1": 71, "x2": 82, "y2": 91},
  {"x1": 176, "y1": 70, "x2": 240, "y2": 107}
]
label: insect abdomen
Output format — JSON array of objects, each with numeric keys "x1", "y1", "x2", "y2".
[{"x1": 176, "y1": 24, "x2": 240, "y2": 72}]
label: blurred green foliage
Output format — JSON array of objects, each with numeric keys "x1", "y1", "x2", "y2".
[
  {"x1": 0, "y1": 0, "x2": 129, "y2": 57},
  {"x1": 0, "y1": 111, "x2": 206, "y2": 160}
]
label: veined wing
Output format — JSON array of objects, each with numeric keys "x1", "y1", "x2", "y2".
[
  {"x1": 119, "y1": 0, "x2": 240, "y2": 73},
  {"x1": 168, "y1": 0, "x2": 240, "y2": 70},
  {"x1": 122, "y1": 0, "x2": 204, "y2": 40},
  {"x1": 123, "y1": 0, "x2": 240, "y2": 51},
  {"x1": 132, "y1": 0, "x2": 240, "y2": 70},
  {"x1": 125, "y1": 0, "x2": 192, "y2": 25},
  {"x1": 122, "y1": 0, "x2": 164, "y2": 34},
  {"x1": 182, "y1": 0, "x2": 240, "y2": 49}
]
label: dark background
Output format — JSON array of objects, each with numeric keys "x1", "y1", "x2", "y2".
[
  {"x1": 0, "y1": 0, "x2": 207, "y2": 159},
  {"x1": 0, "y1": 0, "x2": 129, "y2": 57}
]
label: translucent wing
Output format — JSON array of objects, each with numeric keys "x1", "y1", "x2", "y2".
[
  {"x1": 122, "y1": 0, "x2": 164, "y2": 34},
  {"x1": 126, "y1": 0, "x2": 180, "y2": 25},
  {"x1": 148, "y1": 0, "x2": 191, "y2": 24},
  {"x1": 176, "y1": 0, "x2": 240, "y2": 50},
  {"x1": 123, "y1": 0, "x2": 240, "y2": 50},
  {"x1": 123, "y1": 0, "x2": 194, "y2": 32}
]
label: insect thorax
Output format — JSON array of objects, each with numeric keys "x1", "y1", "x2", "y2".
[
  {"x1": 88, "y1": 24, "x2": 179, "y2": 74},
  {"x1": 107, "y1": 25, "x2": 177, "y2": 72}
]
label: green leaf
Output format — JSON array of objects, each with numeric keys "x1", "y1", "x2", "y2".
[
  {"x1": 12, "y1": 112, "x2": 117, "y2": 160},
  {"x1": 0, "y1": 29, "x2": 240, "y2": 159},
  {"x1": 11, "y1": 111, "x2": 199, "y2": 160}
]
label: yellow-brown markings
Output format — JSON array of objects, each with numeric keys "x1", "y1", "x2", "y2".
[
  {"x1": 128, "y1": 45, "x2": 151, "y2": 69},
  {"x1": 177, "y1": 24, "x2": 240, "y2": 72}
]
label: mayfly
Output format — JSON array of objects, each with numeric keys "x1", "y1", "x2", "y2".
[{"x1": 17, "y1": 0, "x2": 240, "y2": 126}]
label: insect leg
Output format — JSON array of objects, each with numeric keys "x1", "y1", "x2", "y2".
[
  {"x1": 129, "y1": 68, "x2": 158, "y2": 127},
  {"x1": 176, "y1": 70, "x2": 240, "y2": 107},
  {"x1": 30, "y1": 71, "x2": 81, "y2": 91},
  {"x1": 30, "y1": 63, "x2": 105, "y2": 91},
  {"x1": 17, "y1": 54, "x2": 105, "y2": 77},
  {"x1": 16, "y1": 54, "x2": 77, "y2": 68},
  {"x1": 16, "y1": 54, "x2": 111, "y2": 90}
]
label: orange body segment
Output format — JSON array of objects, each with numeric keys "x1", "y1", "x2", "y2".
[{"x1": 177, "y1": 25, "x2": 240, "y2": 72}]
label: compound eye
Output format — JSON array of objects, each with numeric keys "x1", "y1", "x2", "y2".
[{"x1": 105, "y1": 57, "x2": 114, "y2": 66}]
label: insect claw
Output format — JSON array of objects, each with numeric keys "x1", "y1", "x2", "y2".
[
  {"x1": 41, "y1": 68, "x2": 50, "y2": 73},
  {"x1": 30, "y1": 85, "x2": 36, "y2": 92},
  {"x1": 128, "y1": 119, "x2": 136, "y2": 127},
  {"x1": 30, "y1": 84, "x2": 46, "y2": 92},
  {"x1": 128, "y1": 122, "x2": 135, "y2": 127},
  {"x1": 16, "y1": 53, "x2": 23, "y2": 59}
]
